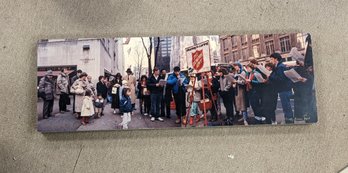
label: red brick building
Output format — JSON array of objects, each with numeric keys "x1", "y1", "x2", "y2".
[{"x1": 219, "y1": 33, "x2": 308, "y2": 64}]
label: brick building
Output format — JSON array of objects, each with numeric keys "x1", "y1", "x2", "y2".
[{"x1": 219, "y1": 33, "x2": 308, "y2": 64}]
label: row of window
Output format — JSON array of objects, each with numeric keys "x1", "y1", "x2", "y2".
[{"x1": 223, "y1": 35, "x2": 292, "y2": 61}]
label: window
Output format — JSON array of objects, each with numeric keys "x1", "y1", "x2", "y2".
[
  {"x1": 82, "y1": 45, "x2": 90, "y2": 61},
  {"x1": 241, "y1": 35, "x2": 248, "y2": 46},
  {"x1": 264, "y1": 34, "x2": 273, "y2": 39},
  {"x1": 252, "y1": 34, "x2": 260, "y2": 43},
  {"x1": 241, "y1": 48, "x2": 248, "y2": 60},
  {"x1": 223, "y1": 38, "x2": 229, "y2": 51},
  {"x1": 232, "y1": 51, "x2": 239, "y2": 61},
  {"x1": 280, "y1": 36, "x2": 291, "y2": 53},
  {"x1": 265, "y1": 41, "x2": 274, "y2": 55},
  {"x1": 252, "y1": 45, "x2": 261, "y2": 58},
  {"x1": 231, "y1": 36, "x2": 238, "y2": 48}
]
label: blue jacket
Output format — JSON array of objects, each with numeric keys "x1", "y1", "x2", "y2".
[
  {"x1": 120, "y1": 96, "x2": 132, "y2": 113},
  {"x1": 167, "y1": 73, "x2": 189, "y2": 94},
  {"x1": 269, "y1": 62, "x2": 292, "y2": 92}
]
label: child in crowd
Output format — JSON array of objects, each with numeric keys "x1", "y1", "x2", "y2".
[
  {"x1": 119, "y1": 88, "x2": 133, "y2": 129},
  {"x1": 94, "y1": 93, "x2": 104, "y2": 118},
  {"x1": 80, "y1": 90, "x2": 94, "y2": 125}
]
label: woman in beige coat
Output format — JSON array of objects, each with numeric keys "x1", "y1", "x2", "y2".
[
  {"x1": 123, "y1": 68, "x2": 137, "y2": 110},
  {"x1": 70, "y1": 72, "x2": 88, "y2": 118}
]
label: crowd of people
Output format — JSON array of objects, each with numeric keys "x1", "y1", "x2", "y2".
[{"x1": 38, "y1": 50, "x2": 316, "y2": 129}]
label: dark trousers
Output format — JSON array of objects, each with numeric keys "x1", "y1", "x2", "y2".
[
  {"x1": 209, "y1": 98, "x2": 218, "y2": 120},
  {"x1": 161, "y1": 96, "x2": 171, "y2": 117},
  {"x1": 59, "y1": 93, "x2": 69, "y2": 111},
  {"x1": 43, "y1": 99, "x2": 54, "y2": 118},
  {"x1": 150, "y1": 93, "x2": 162, "y2": 118},
  {"x1": 262, "y1": 88, "x2": 278, "y2": 124},
  {"x1": 140, "y1": 96, "x2": 151, "y2": 114},
  {"x1": 293, "y1": 85, "x2": 311, "y2": 119},
  {"x1": 72, "y1": 94, "x2": 76, "y2": 113},
  {"x1": 248, "y1": 88, "x2": 263, "y2": 117},
  {"x1": 279, "y1": 90, "x2": 294, "y2": 120},
  {"x1": 144, "y1": 96, "x2": 151, "y2": 114},
  {"x1": 173, "y1": 92, "x2": 186, "y2": 118},
  {"x1": 220, "y1": 91, "x2": 234, "y2": 120}
]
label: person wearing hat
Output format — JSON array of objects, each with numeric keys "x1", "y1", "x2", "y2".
[
  {"x1": 147, "y1": 67, "x2": 164, "y2": 122},
  {"x1": 123, "y1": 68, "x2": 137, "y2": 110},
  {"x1": 70, "y1": 72, "x2": 88, "y2": 118},
  {"x1": 292, "y1": 57, "x2": 313, "y2": 123},
  {"x1": 38, "y1": 70, "x2": 55, "y2": 119},
  {"x1": 269, "y1": 53, "x2": 294, "y2": 123},
  {"x1": 167, "y1": 66, "x2": 189, "y2": 124}
]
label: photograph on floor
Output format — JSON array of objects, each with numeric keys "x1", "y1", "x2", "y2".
[{"x1": 36, "y1": 33, "x2": 317, "y2": 132}]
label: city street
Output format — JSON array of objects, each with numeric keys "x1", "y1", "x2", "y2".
[{"x1": 37, "y1": 94, "x2": 300, "y2": 132}]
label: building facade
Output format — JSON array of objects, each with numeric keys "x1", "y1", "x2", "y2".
[
  {"x1": 37, "y1": 38, "x2": 120, "y2": 84},
  {"x1": 154, "y1": 37, "x2": 172, "y2": 71},
  {"x1": 219, "y1": 33, "x2": 308, "y2": 64}
]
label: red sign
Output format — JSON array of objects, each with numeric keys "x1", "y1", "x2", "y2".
[{"x1": 192, "y1": 49, "x2": 204, "y2": 71}]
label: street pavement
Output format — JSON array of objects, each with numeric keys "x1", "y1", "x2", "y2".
[{"x1": 37, "y1": 95, "x2": 300, "y2": 132}]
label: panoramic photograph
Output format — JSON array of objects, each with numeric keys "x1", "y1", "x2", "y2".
[{"x1": 36, "y1": 33, "x2": 317, "y2": 132}]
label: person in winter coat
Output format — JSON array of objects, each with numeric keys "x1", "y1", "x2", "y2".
[
  {"x1": 217, "y1": 68, "x2": 236, "y2": 125},
  {"x1": 70, "y1": 69, "x2": 82, "y2": 114},
  {"x1": 187, "y1": 74, "x2": 202, "y2": 126},
  {"x1": 147, "y1": 67, "x2": 164, "y2": 122},
  {"x1": 167, "y1": 66, "x2": 189, "y2": 124},
  {"x1": 269, "y1": 53, "x2": 294, "y2": 123},
  {"x1": 94, "y1": 93, "x2": 104, "y2": 119},
  {"x1": 80, "y1": 90, "x2": 94, "y2": 125},
  {"x1": 246, "y1": 59, "x2": 268, "y2": 123},
  {"x1": 123, "y1": 68, "x2": 137, "y2": 110},
  {"x1": 232, "y1": 63, "x2": 249, "y2": 125},
  {"x1": 292, "y1": 57, "x2": 313, "y2": 122},
  {"x1": 96, "y1": 76, "x2": 108, "y2": 116},
  {"x1": 38, "y1": 70, "x2": 55, "y2": 119},
  {"x1": 57, "y1": 68, "x2": 70, "y2": 113},
  {"x1": 110, "y1": 73, "x2": 122, "y2": 114},
  {"x1": 86, "y1": 76, "x2": 96, "y2": 96},
  {"x1": 262, "y1": 63, "x2": 278, "y2": 124},
  {"x1": 119, "y1": 88, "x2": 133, "y2": 129},
  {"x1": 137, "y1": 75, "x2": 151, "y2": 116},
  {"x1": 70, "y1": 72, "x2": 88, "y2": 118}
]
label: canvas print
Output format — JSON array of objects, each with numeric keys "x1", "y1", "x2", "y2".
[{"x1": 37, "y1": 33, "x2": 317, "y2": 132}]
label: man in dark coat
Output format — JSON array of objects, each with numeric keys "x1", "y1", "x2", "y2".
[
  {"x1": 38, "y1": 70, "x2": 55, "y2": 119},
  {"x1": 269, "y1": 53, "x2": 294, "y2": 123},
  {"x1": 147, "y1": 67, "x2": 164, "y2": 122}
]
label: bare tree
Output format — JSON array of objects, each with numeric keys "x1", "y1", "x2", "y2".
[
  {"x1": 154, "y1": 37, "x2": 160, "y2": 67},
  {"x1": 141, "y1": 37, "x2": 153, "y2": 76},
  {"x1": 134, "y1": 47, "x2": 145, "y2": 79}
]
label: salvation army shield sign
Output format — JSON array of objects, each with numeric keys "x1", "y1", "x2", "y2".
[
  {"x1": 185, "y1": 40, "x2": 211, "y2": 73},
  {"x1": 192, "y1": 49, "x2": 204, "y2": 71}
]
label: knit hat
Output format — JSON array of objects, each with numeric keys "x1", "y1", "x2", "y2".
[{"x1": 46, "y1": 70, "x2": 53, "y2": 76}]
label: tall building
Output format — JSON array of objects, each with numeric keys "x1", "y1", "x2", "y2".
[
  {"x1": 154, "y1": 37, "x2": 171, "y2": 71},
  {"x1": 37, "y1": 38, "x2": 119, "y2": 84},
  {"x1": 219, "y1": 33, "x2": 308, "y2": 64}
]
